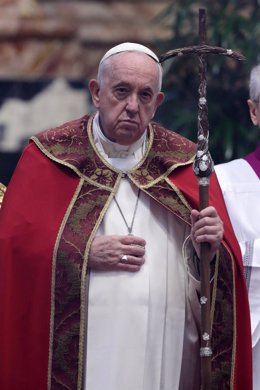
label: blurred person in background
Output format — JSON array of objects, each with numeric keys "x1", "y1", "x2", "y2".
[{"x1": 216, "y1": 63, "x2": 260, "y2": 390}]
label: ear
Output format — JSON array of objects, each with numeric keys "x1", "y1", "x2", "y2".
[
  {"x1": 151, "y1": 92, "x2": 165, "y2": 119},
  {"x1": 88, "y1": 79, "x2": 100, "y2": 109},
  {"x1": 247, "y1": 99, "x2": 259, "y2": 126},
  {"x1": 156, "y1": 92, "x2": 165, "y2": 108}
]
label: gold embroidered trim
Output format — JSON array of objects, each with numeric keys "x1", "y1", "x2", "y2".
[
  {"x1": 87, "y1": 114, "x2": 194, "y2": 187},
  {"x1": 165, "y1": 176, "x2": 193, "y2": 214},
  {"x1": 210, "y1": 250, "x2": 219, "y2": 336},
  {"x1": 132, "y1": 156, "x2": 195, "y2": 189},
  {"x1": 34, "y1": 114, "x2": 208, "y2": 387},
  {"x1": 87, "y1": 114, "x2": 155, "y2": 175},
  {"x1": 47, "y1": 177, "x2": 84, "y2": 390},
  {"x1": 229, "y1": 244, "x2": 236, "y2": 390},
  {"x1": 77, "y1": 174, "x2": 122, "y2": 390},
  {"x1": 212, "y1": 241, "x2": 236, "y2": 389},
  {"x1": 134, "y1": 184, "x2": 190, "y2": 229},
  {"x1": 0, "y1": 182, "x2": 6, "y2": 208},
  {"x1": 31, "y1": 136, "x2": 113, "y2": 193},
  {"x1": 32, "y1": 115, "x2": 195, "y2": 193}
]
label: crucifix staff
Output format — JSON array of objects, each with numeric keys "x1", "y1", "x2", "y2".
[{"x1": 159, "y1": 8, "x2": 245, "y2": 390}]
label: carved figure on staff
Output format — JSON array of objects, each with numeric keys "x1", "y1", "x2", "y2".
[{"x1": 0, "y1": 40, "x2": 252, "y2": 390}]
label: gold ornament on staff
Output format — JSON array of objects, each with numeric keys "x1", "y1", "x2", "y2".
[{"x1": 159, "y1": 8, "x2": 245, "y2": 390}]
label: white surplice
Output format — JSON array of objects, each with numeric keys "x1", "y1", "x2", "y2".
[
  {"x1": 215, "y1": 159, "x2": 260, "y2": 390},
  {"x1": 84, "y1": 114, "x2": 200, "y2": 390}
]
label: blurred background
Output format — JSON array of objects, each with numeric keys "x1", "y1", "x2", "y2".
[{"x1": 0, "y1": 0, "x2": 259, "y2": 186}]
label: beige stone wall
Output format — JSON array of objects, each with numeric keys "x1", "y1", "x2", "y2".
[{"x1": 0, "y1": 0, "x2": 172, "y2": 79}]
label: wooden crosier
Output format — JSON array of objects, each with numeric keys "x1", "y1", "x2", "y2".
[{"x1": 159, "y1": 8, "x2": 244, "y2": 390}]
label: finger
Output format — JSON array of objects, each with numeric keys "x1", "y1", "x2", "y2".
[
  {"x1": 121, "y1": 244, "x2": 146, "y2": 258},
  {"x1": 194, "y1": 219, "x2": 222, "y2": 233},
  {"x1": 118, "y1": 251, "x2": 145, "y2": 264},
  {"x1": 198, "y1": 206, "x2": 218, "y2": 218},
  {"x1": 194, "y1": 234, "x2": 222, "y2": 244},
  {"x1": 194, "y1": 222, "x2": 223, "y2": 235},
  {"x1": 117, "y1": 259, "x2": 144, "y2": 272},
  {"x1": 193, "y1": 228, "x2": 223, "y2": 243},
  {"x1": 117, "y1": 264, "x2": 143, "y2": 272},
  {"x1": 120, "y1": 235, "x2": 146, "y2": 247},
  {"x1": 191, "y1": 209, "x2": 200, "y2": 226}
]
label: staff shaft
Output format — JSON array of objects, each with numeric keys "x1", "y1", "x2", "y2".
[
  {"x1": 197, "y1": 10, "x2": 213, "y2": 389},
  {"x1": 159, "y1": 8, "x2": 245, "y2": 389}
]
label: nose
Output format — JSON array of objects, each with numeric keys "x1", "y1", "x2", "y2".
[{"x1": 126, "y1": 94, "x2": 139, "y2": 114}]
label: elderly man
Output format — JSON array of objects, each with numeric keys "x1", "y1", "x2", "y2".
[
  {"x1": 0, "y1": 43, "x2": 252, "y2": 390},
  {"x1": 216, "y1": 63, "x2": 260, "y2": 390}
]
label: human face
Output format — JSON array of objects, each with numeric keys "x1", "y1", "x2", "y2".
[{"x1": 89, "y1": 52, "x2": 164, "y2": 145}]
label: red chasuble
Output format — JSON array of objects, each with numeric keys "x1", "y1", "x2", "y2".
[{"x1": 0, "y1": 114, "x2": 252, "y2": 390}]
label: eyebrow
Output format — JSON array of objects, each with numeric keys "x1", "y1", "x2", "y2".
[
  {"x1": 112, "y1": 82, "x2": 154, "y2": 93},
  {"x1": 112, "y1": 81, "x2": 130, "y2": 88}
]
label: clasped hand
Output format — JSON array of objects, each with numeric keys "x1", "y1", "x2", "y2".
[{"x1": 89, "y1": 234, "x2": 146, "y2": 272}]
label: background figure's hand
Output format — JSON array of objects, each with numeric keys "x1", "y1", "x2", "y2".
[
  {"x1": 89, "y1": 234, "x2": 146, "y2": 272},
  {"x1": 190, "y1": 206, "x2": 224, "y2": 261}
]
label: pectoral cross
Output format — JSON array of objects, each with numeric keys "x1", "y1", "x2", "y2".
[{"x1": 159, "y1": 8, "x2": 245, "y2": 390}]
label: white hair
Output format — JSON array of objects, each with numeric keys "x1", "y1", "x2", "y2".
[
  {"x1": 97, "y1": 42, "x2": 163, "y2": 92},
  {"x1": 249, "y1": 64, "x2": 260, "y2": 102}
]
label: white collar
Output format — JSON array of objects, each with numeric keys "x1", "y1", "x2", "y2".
[{"x1": 92, "y1": 113, "x2": 148, "y2": 171}]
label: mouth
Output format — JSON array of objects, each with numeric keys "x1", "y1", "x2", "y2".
[{"x1": 119, "y1": 120, "x2": 139, "y2": 128}]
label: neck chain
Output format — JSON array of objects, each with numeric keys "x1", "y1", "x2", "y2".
[{"x1": 113, "y1": 188, "x2": 141, "y2": 235}]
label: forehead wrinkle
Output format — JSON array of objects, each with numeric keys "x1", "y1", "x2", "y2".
[
  {"x1": 109, "y1": 64, "x2": 159, "y2": 91},
  {"x1": 98, "y1": 51, "x2": 161, "y2": 92},
  {"x1": 98, "y1": 50, "x2": 162, "y2": 91}
]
